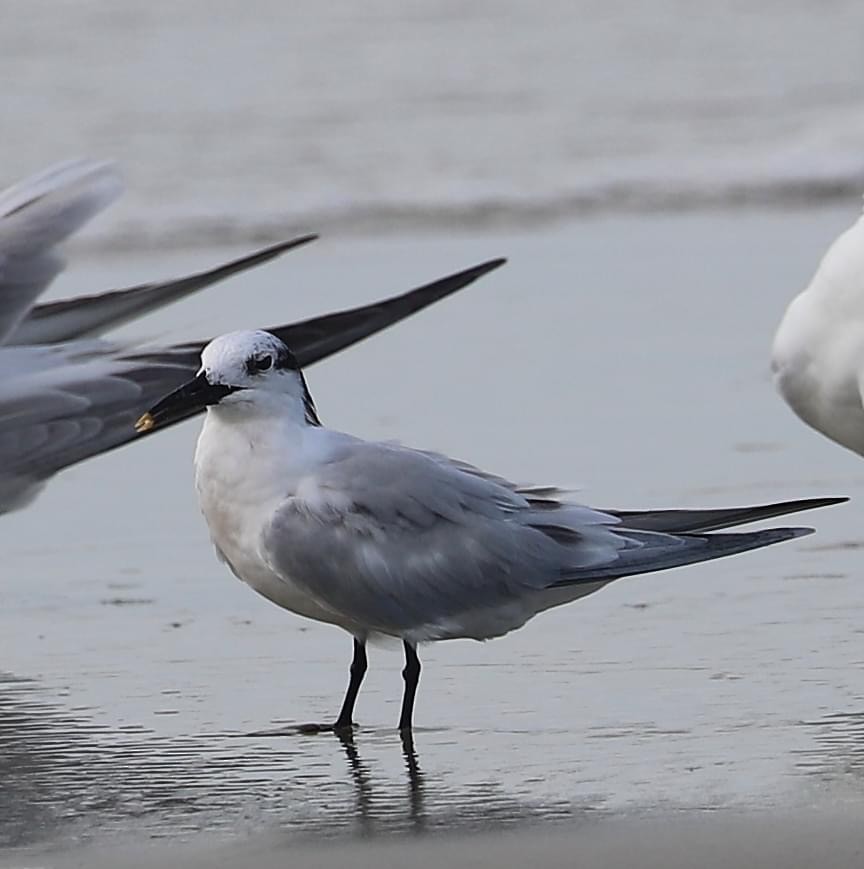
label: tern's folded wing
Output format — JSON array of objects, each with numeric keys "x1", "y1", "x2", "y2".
[{"x1": 259, "y1": 439, "x2": 623, "y2": 638}]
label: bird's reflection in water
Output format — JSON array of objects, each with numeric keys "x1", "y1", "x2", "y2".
[
  {"x1": 336, "y1": 730, "x2": 374, "y2": 836},
  {"x1": 334, "y1": 729, "x2": 426, "y2": 837},
  {"x1": 797, "y1": 707, "x2": 864, "y2": 778},
  {"x1": 0, "y1": 676, "x2": 587, "y2": 854},
  {"x1": 401, "y1": 731, "x2": 426, "y2": 831}
]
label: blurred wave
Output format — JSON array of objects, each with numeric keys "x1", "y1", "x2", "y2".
[
  {"x1": 1, "y1": 0, "x2": 863, "y2": 248},
  {"x1": 59, "y1": 156, "x2": 864, "y2": 251}
]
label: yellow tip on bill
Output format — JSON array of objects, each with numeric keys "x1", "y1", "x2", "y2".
[{"x1": 134, "y1": 412, "x2": 156, "y2": 434}]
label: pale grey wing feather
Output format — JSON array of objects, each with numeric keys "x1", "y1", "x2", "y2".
[
  {"x1": 260, "y1": 439, "x2": 627, "y2": 635},
  {"x1": 0, "y1": 343, "x2": 192, "y2": 514},
  {"x1": 10, "y1": 236, "x2": 316, "y2": 345},
  {"x1": 0, "y1": 160, "x2": 122, "y2": 344}
]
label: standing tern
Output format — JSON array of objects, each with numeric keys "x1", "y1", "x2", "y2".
[
  {"x1": 137, "y1": 330, "x2": 845, "y2": 732},
  {"x1": 0, "y1": 159, "x2": 503, "y2": 513},
  {"x1": 773, "y1": 206, "x2": 864, "y2": 456}
]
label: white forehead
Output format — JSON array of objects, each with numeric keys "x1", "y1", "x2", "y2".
[{"x1": 200, "y1": 330, "x2": 284, "y2": 370}]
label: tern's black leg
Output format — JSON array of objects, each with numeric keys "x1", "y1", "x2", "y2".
[
  {"x1": 398, "y1": 641, "x2": 421, "y2": 731},
  {"x1": 333, "y1": 638, "x2": 367, "y2": 732}
]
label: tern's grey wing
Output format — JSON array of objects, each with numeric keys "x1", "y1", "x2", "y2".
[
  {"x1": 260, "y1": 439, "x2": 626, "y2": 639},
  {"x1": 10, "y1": 236, "x2": 317, "y2": 345},
  {"x1": 0, "y1": 160, "x2": 121, "y2": 344},
  {"x1": 261, "y1": 440, "x2": 824, "y2": 640}
]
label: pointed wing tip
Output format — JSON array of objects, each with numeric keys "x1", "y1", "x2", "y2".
[
  {"x1": 288, "y1": 232, "x2": 320, "y2": 248},
  {"x1": 467, "y1": 257, "x2": 507, "y2": 277},
  {"x1": 422, "y1": 256, "x2": 507, "y2": 294},
  {"x1": 376, "y1": 255, "x2": 508, "y2": 309},
  {"x1": 787, "y1": 526, "x2": 815, "y2": 538},
  {"x1": 803, "y1": 496, "x2": 849, "y2": 509},
  {"x1": 266, "y1": 233, "x2": 319, "y2": 256},
  {"x1": 222, "y1": 234, "x2": 319, "y2": 271}
]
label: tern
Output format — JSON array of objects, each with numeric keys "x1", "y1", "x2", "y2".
[{"x1": 138, "y1": 330, "x2": 845, "y2": 731}]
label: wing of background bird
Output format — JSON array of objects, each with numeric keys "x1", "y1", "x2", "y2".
[
  {"x1": 123, "y1": 258, "x2": 508, "y2": 430},
  {"x1": 0, "y1": 342, "x2": 192, "y2": 513},
  {"x1": 0, "y1": 258, "x2": 506, "y2": 513},
  {"x1": 10, "y1": 236, "x2": 317, "y2": 345},
  {"x1": 0, "y1": 160, "x2": 122, "y2": 344},
  {"x1": 270, "y1": 258, "x2": 505, "y2": 366}
]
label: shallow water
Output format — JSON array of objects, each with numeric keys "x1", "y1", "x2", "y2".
[{"x1": 3, "y1": 206, "x2": 864, "y2": 863}]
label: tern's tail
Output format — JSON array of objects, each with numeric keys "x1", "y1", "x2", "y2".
[
  {"x1": 605, "y1": 496, "x2": 846, "y2": 534},
  {"x1": 554, "y1": 525, "x2": 817, "y2": 589}
]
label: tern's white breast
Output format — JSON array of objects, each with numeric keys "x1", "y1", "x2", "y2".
[{"x1": 193, "y1": 410, "x2": 353, "y2": 629}]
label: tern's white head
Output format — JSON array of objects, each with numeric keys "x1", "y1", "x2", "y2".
[{"x1": 135, "y1": 330, "x2": 320, "y2": 432}]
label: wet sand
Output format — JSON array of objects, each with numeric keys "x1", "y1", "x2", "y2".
[
  {"x1": 20, "y1": 809, "x2": 864, "y2": 869},
  {"x1": 3, "y1": 208, "x2": 864, "y2": 865}
]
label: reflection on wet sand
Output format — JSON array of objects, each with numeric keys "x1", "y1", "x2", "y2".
[
  {"x1": 337, "y1": 730, "x2": 426, "y2": 836},
  {"x1": 0, "y1": 675, "x2": 587, "y2": 855},
  {"x1": 797, "y1": 708, "x2": 864, "y2": 779}
]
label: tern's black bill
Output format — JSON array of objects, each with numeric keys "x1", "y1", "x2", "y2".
[{"x1": 134, "y1": 372, "x2": 239, "y2": 433}]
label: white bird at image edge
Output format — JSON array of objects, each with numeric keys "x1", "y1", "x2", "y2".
[{"x1": 773, "y1": 204, "x2": 864, "y2": 456}]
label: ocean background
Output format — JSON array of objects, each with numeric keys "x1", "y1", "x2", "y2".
[{"x1": 2, "y1": 0, "x2": 864, "y2": 246}]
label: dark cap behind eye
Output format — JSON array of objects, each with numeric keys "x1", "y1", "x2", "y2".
[{"x1": 267, "y1": 335, "x2": 300, "y2": 371}]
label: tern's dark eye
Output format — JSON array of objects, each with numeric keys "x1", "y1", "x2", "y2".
[{"x1": 252, "y1": 354, "x2": 273, "y2": 373}]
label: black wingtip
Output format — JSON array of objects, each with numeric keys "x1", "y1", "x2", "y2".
[
  {"x1": 814, "y1": 496, "x2": 848, "y2": 506},
  {"x1": 399, "y1": 256, "x2": 507, "y2": 307},
  {"x1": 791, "y1": 496, "x2": 849, "y2": 510},
  {"x1": 463, "y1": 257, "x2": 507, "y2": 276},
  {"x1": 368, "y1": 256, "x2": 507, "y2": 308},
  {"x1": 440, "y1": 257, "x2": 507, "y2": 289},
  {"x1": 251, "y1": 233, "x2": 319, "y2": 260},
  {"x1": 783, "y1": 526, "x2": 816, "y2": 540},
  {"x1": 272, "y1": 256, "x2": 508, "y2": 367}
]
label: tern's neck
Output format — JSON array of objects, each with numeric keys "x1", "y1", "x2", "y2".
[
  {"x1": 209, "y1": 392, "x2": 316, "y2": 433},
  {"x1": 196, "y1": 396, "x2": 323, "y2": 490}
]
